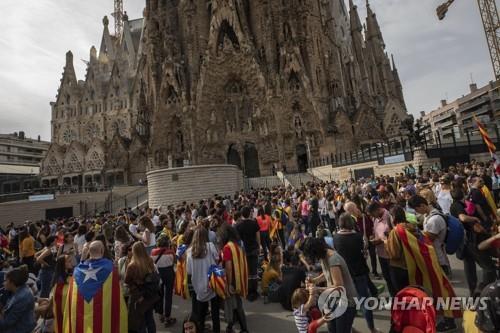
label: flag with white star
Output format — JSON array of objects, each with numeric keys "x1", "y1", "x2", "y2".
[{"x1": 63, "y1": 258, "x2": 128, "y2": 333}]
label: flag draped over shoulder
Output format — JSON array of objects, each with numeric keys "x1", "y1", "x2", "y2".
[
  {"x1": 53, "y1": 279, "x2": 71, "y2": 333},
  {"x1": 395, "y1": 224, "x2": 461, "y2": 318},
  {"x1": 64, "y1": 258, "x2": 128, "y2": 333},
  {"x1": 174, "y1": 244, "x2": 189, "y2": 299},
  {"x1": 227, "y1": 241, "x2": 248, "y2": 298}
]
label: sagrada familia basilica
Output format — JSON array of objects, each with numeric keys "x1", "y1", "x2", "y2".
[{"x1": 41, "y1": 0, "x2": 407, "y2": 187}]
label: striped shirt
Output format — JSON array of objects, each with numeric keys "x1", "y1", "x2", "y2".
[{"x1": 293, "y1": 305, "x2": 309, "y2": 333}]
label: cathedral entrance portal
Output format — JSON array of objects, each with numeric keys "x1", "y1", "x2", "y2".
[
  {"x1": 227, "y1": 145, "x2": 242, "y2": 169},
  {"x1": 243, "y1": 143, "x2": 260, "y2": 177},
  {"x1": 296, "y1": 144, "x2": 308, "y2": 173}
]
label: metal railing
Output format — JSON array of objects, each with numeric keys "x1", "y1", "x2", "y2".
[
  {"x1": 80, "y1": 186, "x2": 149, "y2": 216},
  {"x1": 310, "y1": 124, "x2": 500, "y2": 169}
]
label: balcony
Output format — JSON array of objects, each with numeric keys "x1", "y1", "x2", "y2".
[{"x1": 458, "y1": 96, "x2": 489, "y2": 113}]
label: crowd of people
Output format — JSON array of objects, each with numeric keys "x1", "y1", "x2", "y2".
[{"x1": 0, "y1": 160, "x2": 499, "y2": 333}]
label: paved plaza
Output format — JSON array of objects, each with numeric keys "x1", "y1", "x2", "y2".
[{"x1": 158, "y1": 256, "x2": 469, "y2": 333}]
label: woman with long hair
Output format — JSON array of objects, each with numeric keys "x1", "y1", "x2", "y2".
[
  {"x1": 303, "y1": 237, "x2": 358, "y2": 333},
  {"x1": 333, "y1": 213, "x2": 381, "y2": 333},
  {"x1": 151, "y1": 235, "x2": 176, "y2": 327},
  {"x1": 73, "y1": 224, "x2": 87, "y2": 262},
  {"x1": 181, "y1": 315, "x2": 200, "y2": 333},
  {"x1": 56, "y1": 233, "x2": 77, "y2": 266},
  {"x1": 186, "y1": 225, "x2": 220, "y2": 333},
  {"x1": 114, "y1": 225, "x2": 131, "y2": 263},
  {"x1": 50, "y1": 254, "x2": 75, "y2": 333},
  {"x1": 139, "y1": 216, "x2": 156, "y2": 255},
  {"x1": 256, "y1": 207, "x2": 271, "y2": 260},
  {"x1": 36, "y1": 235, "x2": 57, "y2": 298},
  {"x1": 125, "y1": 241, "x2": 157, "y2": 333}
]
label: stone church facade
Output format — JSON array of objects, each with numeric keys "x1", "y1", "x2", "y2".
[
  {"x1": 42, "y1": 0, "x2": 407, "y2": 185},
  {"x1": 41, "y1": 15, "x2": 148, "y2": 187},
  {"x1": 142, "y1": 0, "x2": 407, "y2": 177}
]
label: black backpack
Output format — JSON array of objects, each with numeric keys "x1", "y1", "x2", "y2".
[{"x1": 143, "y1": 270, "x2": 161, "y2": 299}]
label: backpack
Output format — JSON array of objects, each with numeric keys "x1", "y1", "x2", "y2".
[
  {"x1": 390, "y1": 286, "x2": 436, "y2": 333},
  {"x1": 143, "y1": 270, "x2": 161, "y2": 299},
  {"x1": 431, "y1": 212, "x2": 465, "y2": 255}
]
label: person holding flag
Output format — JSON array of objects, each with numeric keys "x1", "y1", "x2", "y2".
[
  {"x1": 475, "y1": 115, "x2": 500, "y2": 176},
  {"x1": 64, "y1": 241, "x2": 128, "y2": 333}
]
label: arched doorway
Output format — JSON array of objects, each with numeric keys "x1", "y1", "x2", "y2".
[
  {"x1": 227, "y1": 144, "x2": 242, "y2": 169},
  {"x1": 243, "y1": 143, "x2": 260, "y2": 177},
  {"x1": 296, "y1": 144, "x2": 308, "y2": 173}
]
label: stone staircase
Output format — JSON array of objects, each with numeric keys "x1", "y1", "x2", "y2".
[
  {"x1": 243, "y1": 176, "x2": 284, "y2": 190},
  {"x1": 0, "y1": 185, "x2": 147, "y2": 226},
  {"x1": 282, "y1": 173, "x2": 317, "y2": 188}
]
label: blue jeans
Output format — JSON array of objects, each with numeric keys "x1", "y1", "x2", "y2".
[
  {"x1": 38, "y1": 268, "x2": 55, "y2": 298},
  {"x1": 327, "y1": 306, "x2": 356, "y2": 333},
  {"x1": 353, "y1": 274, "x2": 375, "y2": 330}
]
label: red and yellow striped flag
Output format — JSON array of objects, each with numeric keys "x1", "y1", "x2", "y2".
[
  {"x1": 63, "y1": 258, "x2": 128, "y2": 333},
  {"x1": 475, "y1": 116, "x2": 497, "y2": 154},
  {"x1": 396, "y1": 224, "x2": 461, "y2": 318},
  {"x1": 53, "y1": 279, "x2": 71, "y2": 333},
  {"x1": 227, "y1": 241, "x2": 248, "y2": 298}
]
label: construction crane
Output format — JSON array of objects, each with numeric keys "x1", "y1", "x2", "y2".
[
  {"x1": 111, "y1": 0, "x2": 124, "y2": 37},
  {"x1": 437, "y1": 0, "x2": 500, "y2": 80}
]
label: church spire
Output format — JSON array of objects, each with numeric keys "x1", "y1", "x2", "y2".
[
  {"x1": 349, "y1": 0, "x2": 363, "y2": 33},
  {"x1": 391, "y1": 54, "x2": 405, "y2": 107},
  {"x1": 365, "y1": 0, "x2": 385, "y2": 47}
]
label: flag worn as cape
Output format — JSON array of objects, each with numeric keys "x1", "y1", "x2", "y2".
[
  {"x1": 395, "y1": 224, "x2": 461, "y2": 318},
  {"x1": 227, "y1": 241, "x2": 248, "y2": 298},
  {"x1": 53, "y1": 279, "x2": 71, "y2": 333},
  {"x1": 208, "y1": 265, "x2": 227, "y2": 299},
  {"x1": 174, "y1": 244, "x2": 189, "y2": 299},
  {"x1": 64, "y1": 258, "x2": 128, "y2": 333}
]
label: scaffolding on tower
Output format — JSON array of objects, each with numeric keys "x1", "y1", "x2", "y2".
[{"x1": 112, "y1": 0, "x2": 124, "y2": 37}]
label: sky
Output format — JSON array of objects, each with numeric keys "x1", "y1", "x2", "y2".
[{"x1": 0, "y1": 0, "x2": 494, "y2": 141}]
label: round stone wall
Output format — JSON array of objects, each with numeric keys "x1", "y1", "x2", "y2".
[{"x1": 147, "y1": 165, "x2": 243, "y2": 208}]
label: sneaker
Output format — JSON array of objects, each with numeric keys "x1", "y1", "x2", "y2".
[{"x1": 436, "y1": 319, "x2": 457, "y2": 332}]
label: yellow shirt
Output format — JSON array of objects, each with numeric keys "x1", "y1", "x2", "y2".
[
  {"x1": 20, "y1": 236, "x2": 35, "y2": 258},
  {"x1": 261, "y1": 267, "x2": 280, "y2": 295}
]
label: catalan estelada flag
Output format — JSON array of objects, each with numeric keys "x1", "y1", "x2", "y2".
[
  {"x1": 174, "y1": 244, "x2": 189, "y2": 299},
  {"x1": 208, "y1": 265, "x2": 227, "y2": 299},
  {"x1": 395, "y1": 224, "x2": 461, "y2": 318},
  {"x1": 63, "y1": 258, "x2": 128, "y2": 333}
]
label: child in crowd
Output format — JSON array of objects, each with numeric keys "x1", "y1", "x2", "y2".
[{"x1": 291, "y1": 287, "x2": 325, "y2": 333}]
